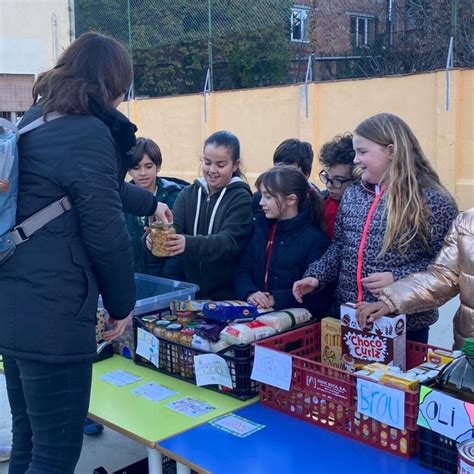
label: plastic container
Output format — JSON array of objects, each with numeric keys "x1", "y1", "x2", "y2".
[
  {"x1": 435, "y1": 338, "x2": 474, "y2": 403},
  {"x1": 255, "y1": 322, "x2": 447, "y2": 459},
  {"x1": 418, "y1": 427, "x2": 458, "y2": 474}
]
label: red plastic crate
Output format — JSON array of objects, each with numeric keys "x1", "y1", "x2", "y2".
[{"x1": 256, "y1": 322, "x2": 445, "y2": 459}]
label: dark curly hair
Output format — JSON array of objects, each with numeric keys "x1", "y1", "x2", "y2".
[{"x1": 319, "y1": 133, "x2": 355, "y2": 169}]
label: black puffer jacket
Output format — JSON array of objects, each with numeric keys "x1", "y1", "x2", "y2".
[{"x1": 0, "y1": 104, "x2": 157, "y2": 363}]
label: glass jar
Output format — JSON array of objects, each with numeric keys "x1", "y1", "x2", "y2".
[
  {"x1": 153, "y1": 320, "x2": 170, "y2": 337},
  {"x1": 142, "y1": 316, "x2": 158, "y2": 332},
  {"x1": 150, "y1": 221, "x2": 176, "y2": 257}
]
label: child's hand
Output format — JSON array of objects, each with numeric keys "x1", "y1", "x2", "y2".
[
  {"x1": 165, "y1": 233, "x2": 186, "y2": 256},
  {"x1": 361, "y1": 272, "x2": 394, "y2": 296},
  {"x1": 247, "y1": 291, "x2": 273, "y2": 309},
  {"x1": 144, "y1": 227, "x2": 152, "y2": 251},
  {"x1": 292, "y1": 277, "x2": 319, "y2": 303},
  {"x1": 356, "y1": 301, "x2": 390, "y2": 329}
]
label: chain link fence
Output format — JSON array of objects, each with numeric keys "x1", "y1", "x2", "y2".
[{"x1": 75, "y1": 0, "x2": 473, "y2": 98}]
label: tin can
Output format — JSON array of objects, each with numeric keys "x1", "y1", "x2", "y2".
[{"x1": 458, "y1": 438, "x2": 474, "y2": 474}]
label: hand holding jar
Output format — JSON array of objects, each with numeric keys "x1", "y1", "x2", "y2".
[{"x1": 165, "y1": 233, "x2": 186, "y2": 256}]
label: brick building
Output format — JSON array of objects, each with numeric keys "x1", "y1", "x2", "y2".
[{"x1": 288, "y1": 0, "x2": 408, "y2": 81}]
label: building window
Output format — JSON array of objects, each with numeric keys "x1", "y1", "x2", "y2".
[
  {"x1": 291, "y1": 7, "x2": 310, "y2": 42},
  {"x1": 351, "y1": 16, "x2": 376, "y2": 48}
]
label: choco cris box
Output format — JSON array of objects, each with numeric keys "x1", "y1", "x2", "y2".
[{"x1": 340, "y1": 303, "x2": 406, "y2": 371}]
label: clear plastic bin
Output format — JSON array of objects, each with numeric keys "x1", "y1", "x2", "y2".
[{"x1": 98, "y1": 273, "x2": 199, "y2": 316}]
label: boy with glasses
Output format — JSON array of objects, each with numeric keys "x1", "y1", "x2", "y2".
[{"x1": 319, "y1": 133, "x2": 356, "y2": 239}]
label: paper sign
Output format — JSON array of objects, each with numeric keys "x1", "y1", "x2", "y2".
[
  {"x1": 194, "y1": 354, "x2": 232, "y2": 389},
  {"x1": 131, "y1": 382, "x2": 177, "y2": 402},
  {"x1": 99, "y1": 370, "x2": 142, "y2": 387},
  {"x1": 418, "y1": 385, "x2": 474, "y2": 442},
  {"x1": 251, "y1": 345, "x2": 292, "y2": 391},
  {"x1": 136, "y1": 327, "x2": 159, "y2": 368},
  {"x1": 357, "y1": 378, "x2": 406, "y2": 430},
  {"x1": 166, "y1": 397, "x2": 216, "y2": 418},
  {"x1": 210, "y1": 414, "x2": 265, "y2": 438}
]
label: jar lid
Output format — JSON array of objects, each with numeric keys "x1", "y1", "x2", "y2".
[
  {"x1": 155, "y1": 320, "x2": 171, "y2": 328},
  {"x1": 142, "y1": 316, "x2": 158, "y2": 323},
  {"x1": 167, "y1": 324, "x2": 183, "y2": 331},
  {"x1": 163, "y1": 315, "x2": 178, "y2": 322},
  {"x1": 463, "y1": 338, "x2": 474, "y2": 356}
]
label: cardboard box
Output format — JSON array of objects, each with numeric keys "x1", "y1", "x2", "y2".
[
  {"x1": 340, "y1": 303, "x2": 406, "y2": 371},
  {"x1": 321, "y1": 317, "x2": 343, "y2": 369}
]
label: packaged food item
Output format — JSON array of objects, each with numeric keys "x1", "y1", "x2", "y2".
[
  {"x1": 152, "y1": 320, "x2": 170, "y2": 337},
  {"x1": 341, "y1": 303, "x2": 406, "y2": 371},
  {"x1": 203, "y1": 301, "x2": 258, "y2": 322},
  {"x1": 363, "y1": 362, "x2": 390, "y2": 374},
  {"x1": 96, "y1": 308, "x2": 107, "y2": 343},
  {"x1": 170, "y1": 300, "x2": 212, "y2": 312},
  {"x1": 177, "y1": 311, "x2": 195, "y2": 327},
  {"x1": 141, "y1": 315, "x2": 159, "y2": 331},
  {"x1": 195, "y1": 322, "x2": 226, "y2": 343},
  {"x1": 256, "y1": 308, "x2": 311, "y2": 333},
  {"x1": 220, "y1": 321, "x2": 277, "y2": 345},
  {"x1": 457, "y1": 438, "x2": 474, "y2": 474},
  {"x1": 320, "y1": 317, "x2": 343, "y2": 369},
  {"x1": 436, "y1": 338, "x2": 474, "y2": 404},
  {"x1": 191, "y1": 334, "x2": 211, "y2": 352},
  {"x1": 380, "y1": 372, "x2": 419, "y2": 391},
  {"x1": 164, "y1": 323, "x2": 183, "y2": 342},
  {"x1": 150, "y1": 221, "x2": 176, "y2": 257},
  {"x1": 426, "y1": 348, "x2": 463, "y2": 366},
  {"x1": 179, "y1": 328, "x2": 195, "y2": 378},
  {"x1": 209, "y1": 339, "x2": 232, "y2": 353}
]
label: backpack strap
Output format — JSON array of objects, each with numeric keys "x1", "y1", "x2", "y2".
[
  {"x1": 18, "y1": 111, "x2": 64, "y2": 136},
  {"x1": 9, "y1": 196, "x2": 72, "y2": 245}
]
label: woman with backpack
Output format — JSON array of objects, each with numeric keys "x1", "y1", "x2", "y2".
[{"x1": 0, "y1": 32, "x2": 170, "y2": 473}]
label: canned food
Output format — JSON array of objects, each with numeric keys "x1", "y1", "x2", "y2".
[
  {"x1": 150, "y1": 221, "x2": 176, "y2": 257},
  {"x1": 458, "y1": 438, "x2": 474, "y2": 474}
]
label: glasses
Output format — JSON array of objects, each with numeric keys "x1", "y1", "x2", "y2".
[{"x1": 319, "y1": 170, "x2": 353, "y2": 189}]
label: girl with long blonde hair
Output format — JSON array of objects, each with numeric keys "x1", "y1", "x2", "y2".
[{"x1": 293, "y1": 113, "x2": 458, "y2": 343}]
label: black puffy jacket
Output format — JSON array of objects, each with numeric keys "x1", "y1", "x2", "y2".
[{"x1": 0, "y1": 104, "x2": 156, "y2": 363}]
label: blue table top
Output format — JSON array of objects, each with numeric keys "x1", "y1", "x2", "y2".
[{"x1": 158, "y1": 403, "x2": 434, "y2": 474}]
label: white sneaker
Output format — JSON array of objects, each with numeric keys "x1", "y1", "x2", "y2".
[{"x1": 0, "y1": 444, "x2": 11, "y2": 463}]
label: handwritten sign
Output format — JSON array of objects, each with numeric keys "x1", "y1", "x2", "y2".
[
  {"x1": 136, "y1": 328, "x2": 159, "y2": 368},
  {"x1": 210, "y1": 414, "x2": 265, "y2": 438},
  {"x1": 194, "y1": 354, "x2": 232, "y2": 389},
  {"x1": 418, "y1": 386, "x2": 474, "y2": 442},
  {"x1": 357, "y1": 378, "x2": 406, "y2": 430},
  {"x1": 251, "y1": 345, "x2": 292, "y2": 391},
  {"x1": 166, "y1": 397, "x2": 216, "y2": 418}
]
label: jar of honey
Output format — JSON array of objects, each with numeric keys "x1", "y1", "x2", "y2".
[{"x1": 150, "y1": 221, "x2": 176, "y2": 257}]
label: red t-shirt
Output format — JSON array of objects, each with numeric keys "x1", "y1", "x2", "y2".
[{"x1": 324, "y1": 196, "x2": 340, "y2": 240}]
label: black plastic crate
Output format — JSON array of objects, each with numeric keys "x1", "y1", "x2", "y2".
[
  {"x1": 133, "y1": 316, "x2": 258, "y2": 400},
  {"x1": 418, "y1": 427, "x2": 458, "y2": 474}
]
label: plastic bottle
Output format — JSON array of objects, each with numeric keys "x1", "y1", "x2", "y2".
[{"x1": 436, "y1": 338, "x2": 474, "y2": 403}]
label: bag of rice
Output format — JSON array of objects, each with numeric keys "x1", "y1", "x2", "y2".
[
  {"x1": 256, "y1": 308, "x2": 312, "y2": 333},
  {"x1": 220, "y1": 321, "x2": 276, "y2": 345}
]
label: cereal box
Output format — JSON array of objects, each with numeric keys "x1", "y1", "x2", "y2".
[
  {"x1": 340, "y1": 303, "x2": 406, "y2": 371},
  {"x1": 321, "y1": 317, "x2": 343, "y2": 369}
]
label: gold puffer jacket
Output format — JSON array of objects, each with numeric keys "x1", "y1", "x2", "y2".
[{"x1": 379, "y1": 208, "x2": 474, "y2": 349}]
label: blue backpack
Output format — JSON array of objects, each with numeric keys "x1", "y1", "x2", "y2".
[{"x1": 0, "y1": 114, "x2": 71, "y2": 264}]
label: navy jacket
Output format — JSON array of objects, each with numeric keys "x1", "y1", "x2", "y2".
[
  {"x1": 0, "y1": 104, "x2": 156, "y2": 363},
  {"x1": 235, "y1": 209, "x2": 332, "y2": 317}
]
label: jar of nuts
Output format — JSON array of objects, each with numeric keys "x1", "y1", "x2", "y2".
[{"x1": 150, "y1": 221, "x2": 176, "y2": 257}]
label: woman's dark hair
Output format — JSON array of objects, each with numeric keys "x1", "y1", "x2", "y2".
[
  {"x1": 33, "y1": 31, "x2": 132, "y2": 116},
  {"x1": 128, "y1": 137, "x2": 162, "y2": 169},
  {"x1": 273, "y1": 139, "x2": 314, "y2": 178},
  {"x1": 204, "y1": 130, "x2": 244, "y2": 178},
  {"x1": 256, "y1": 164, "x2": 324, "y2": 230},
  {"x1": 319, "y1": 133, "x2": 355, "y2": 169}
]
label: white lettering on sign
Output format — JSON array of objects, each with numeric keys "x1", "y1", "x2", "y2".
[
  {"x1": 357, "y1": 378, "x2": 405, "y2": 430},
  {"x1": 344, "y1": 331, "x2": 388, "y2": 362}
]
